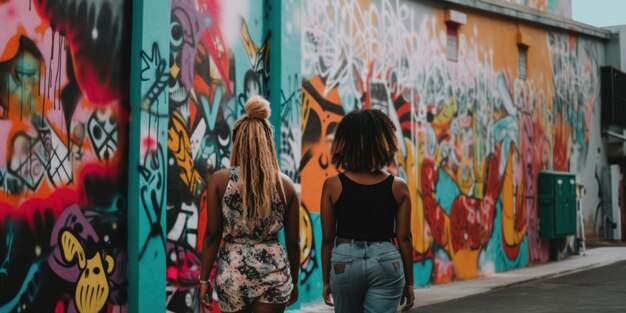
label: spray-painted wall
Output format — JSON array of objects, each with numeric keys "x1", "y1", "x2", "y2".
[
  {"x1": 164, "y1": 0, "x2": 276, "y2": 312},
  {"x1": 162, "y1": 0, "x2": 308, "y2": 310},
  {"x1": 503, "y1": 0, "x2": 572, "y2": 18},
  {"x1": 0, "y1": 0, "x2": 130, "y2": 312},
  {"x1": 298, "y1": 0, "x2": 606, "y2": 302},
  {"x1": 0, "y1": 0, "x2": 609, "y2": 311}
]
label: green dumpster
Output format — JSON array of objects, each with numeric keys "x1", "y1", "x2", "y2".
[{"x1": 538, "y1": 171, "x2": 577, "y2": 239}]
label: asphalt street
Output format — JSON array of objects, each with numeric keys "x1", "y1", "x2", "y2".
[{"x1": 411, "y1": 261, "x2": 626, "y2": 313}]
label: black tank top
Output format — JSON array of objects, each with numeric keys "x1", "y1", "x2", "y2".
[{"x1": 334, "y1": 173, "x2": 398, "y2": 241}]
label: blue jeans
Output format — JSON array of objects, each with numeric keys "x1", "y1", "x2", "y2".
[{"x1": 330, "y1": 240, "x2": 405, "y2": 313}]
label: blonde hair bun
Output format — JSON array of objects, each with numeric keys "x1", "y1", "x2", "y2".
[{"x1": 245, "y1": 95, "x2": 271, "y2": 120}]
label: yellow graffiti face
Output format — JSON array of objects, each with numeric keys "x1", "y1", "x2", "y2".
[
  {"x1": 60, "y1": 230, "x2": 115, "y2": 313},
  {"x1": 75, "y1": 253, "x2": 114, "y2": 313}
]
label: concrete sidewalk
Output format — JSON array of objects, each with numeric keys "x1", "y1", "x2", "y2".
[{"x1": 294, "y1": 247, "x2": 626, "y2": 313}]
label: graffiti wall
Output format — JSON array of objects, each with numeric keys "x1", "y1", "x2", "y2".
[
  {"x1": 0, "y1": 0, "x2": 130, "y2": 312},
  {"x1": 164, "y1": 0, "x2": 277, "y2": 312},
  {"x1": 299, "y1": 0, "x2": 604, "y2": 299},
  {"x1": 503, "y1": 0, "x2": 572, "y2": 18},
  {"x1": 0, "y1": 0, "x2": 606, "y2": 311}
]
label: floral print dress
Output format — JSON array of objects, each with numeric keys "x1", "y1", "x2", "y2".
[{"x1": 215, "y1": 167, "x2": 293, "y2": 312}]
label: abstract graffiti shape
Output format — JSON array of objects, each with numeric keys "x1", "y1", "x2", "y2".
[
  {"x1": 8, "y1": 131, "x2": 48, "y2": 192},
  {"x1": 166, "y1": 241, "x2": 201, "y2": 287},
  {"x1": 280, "y1": 74, "x2": 302, "y2": 182},
  {"x1": 141, "y1": 43, "x2": 170, "y2": 110},
  {"x1": 299, "y1": 205, "x2": 318, "y2": 284},
  {"x1": 168, "y1": 111, "x2": 206, "y2": 203},
  {"x1": 501, "y1": 146, "x2": 527, "y2": 260},
  {"x1": 139, "y1": 146, "x2": 167, "y2": 259},
  {"x1": 300, "y1": 76, "x2": 345, "y2": 213},
  {"x1": 0, "y1": 35, "x2": 43, "y2": 119},
  {"x1": 34, "y1": 0, "x2": 131, "y2": 103},
  {"x1": 50, "y1": 205, "x2": 99, "y2": 282},
  {"x1": 169, "y1": 0, "x2": 208, "y2": 107},
  {"x1": 238, "y1": 17, "x2": 270, "y2": 102},
  {"x1": 421, "y1": 146, "x2": 504, "y2": 279},
  {"x1": 88, "y1": 107, "x2": 119, "y2": 163}
]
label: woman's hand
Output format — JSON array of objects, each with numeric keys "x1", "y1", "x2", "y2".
[
  {"x1": 323, "y1": 283, "x2": 333, "y2": 306},
  {"x1": 287, "y1": 285, "x2": 299, "y2": 306},
  {"x1": 198, "y1": 282, "x2": 214, "y2": 312},
  {"x1": 401, "y1": 285, "x2": 415, "y2": 312}
]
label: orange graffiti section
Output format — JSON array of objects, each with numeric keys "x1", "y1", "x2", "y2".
[{"x1": 300, "y1": 76, "x2": 345, "y2": 213}]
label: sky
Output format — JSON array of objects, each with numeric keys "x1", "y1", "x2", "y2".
[{"x1": 571, "y1": 0, "x2": 626, "y2": 27}]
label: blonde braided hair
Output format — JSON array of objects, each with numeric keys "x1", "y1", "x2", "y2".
[{"x1": 230, "y1": 95, "x2": 283, "y2": 219}]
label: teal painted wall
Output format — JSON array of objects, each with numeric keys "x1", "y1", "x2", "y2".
[
  {"x1": 128, "y1": 0, "x2": 170, "y2": 311},
  {"x1": 164, "y1": 0, "x2": 280, "y2": 312}
]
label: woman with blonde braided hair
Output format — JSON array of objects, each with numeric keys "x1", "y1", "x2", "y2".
[{"x1": 199, "y1": 95, "x2": 300, "y2": 313}]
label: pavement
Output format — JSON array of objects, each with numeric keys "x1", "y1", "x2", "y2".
[
  {"x1": 413, "y1": 260, "x2": 626, "y2": 312},
  {"x1": 294, "y1": 247, "x2": 626, "y2": 313}
]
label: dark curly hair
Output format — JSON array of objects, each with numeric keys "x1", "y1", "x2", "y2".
[{"x1": 331, "y1": 109, "x2": 399, "y2": 171}]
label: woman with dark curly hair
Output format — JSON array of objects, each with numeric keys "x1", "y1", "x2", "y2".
[{"x1": 320, "y1": 109, "x2": 415, "y2": 313}]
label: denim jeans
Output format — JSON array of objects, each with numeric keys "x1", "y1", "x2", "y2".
[{"x1": 330, "y1": 240, "x2": 405, "y2": 313}]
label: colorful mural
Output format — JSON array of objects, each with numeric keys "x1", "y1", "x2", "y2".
[
  {"x1": 0, "y1": 0, "x2": 130, "y2": 312},
  {"x1": 0, "y1": 0, "x2": 607, "y2": 311},
  {"x1": 164, "y1": 1, "x2": 275, "y2": 312},
  {"x1": 503, "y1": 0, "x2": 572, "y2": 18},
  {"x1": 299, "y1": 0, "x2": 601, "y2": 296}
]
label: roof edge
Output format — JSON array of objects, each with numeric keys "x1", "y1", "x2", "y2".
[{"x1": 438, "y1": 0, "x2": 611, "y2": 40}]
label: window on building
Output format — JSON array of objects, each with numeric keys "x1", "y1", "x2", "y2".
[
  {"x1": 518, "y1": 45, "x2": 528, "y2": 79},
  {"x1": 447, "y1": 24, "x2": 458, "y2": 61}
]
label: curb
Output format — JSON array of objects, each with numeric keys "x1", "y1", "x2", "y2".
[
  {"x1": 482, "y1": 258, "x2": 622, "y2": 292},
  {"x1": 409, "y1": 256, "x2": 626, "y2": 312}
]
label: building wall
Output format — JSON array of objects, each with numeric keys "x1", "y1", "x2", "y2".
[
  {"x1": 164, "y1": 0, "x2": 278, "y2": 312},
  {"x1": 0, "y1": 0, "x2": 609, "y2": 311},
  {"x1": 605, "y1": 25, "x2": 626, "y2": 73},
  {"x1": 502, "y1": 0, "x2": 572, "y2": 18},
  {"x1": 299, "y1": 0, "x2": 605, "y2": 301},
  {"x1": 0, "y1": 0, "x2": 130, "y2": 312}
]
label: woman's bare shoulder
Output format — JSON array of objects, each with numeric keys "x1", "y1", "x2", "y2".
[
  {"x1": 392, "y1": 176, "x2": 408, "y2": 189},
  {"x1": 322, "y1": 174, "x2": 342, "y2": 194},
  {"x1": 279, "y1": 173, "x2": 297, "y2": 193},
  {"x1": 208, "y1": 168, "x2": 230, "y2": 187},
  {"x1": 391, "y1": 176, "x2": 409, "y2": 201}
]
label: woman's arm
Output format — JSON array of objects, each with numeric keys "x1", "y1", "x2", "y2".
[
  {"x1": 198, "y1": 170, "x2": 227, "y2": 309},
  {"x1": 320, "y1": 176, "x2": 339, "y2": 305},
  {"x1": 393, "y1": 177, "x2": 415, "y2": 311},
  {"x1": 281, "y1": 174, "x2": 301, "y2": 297}
]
